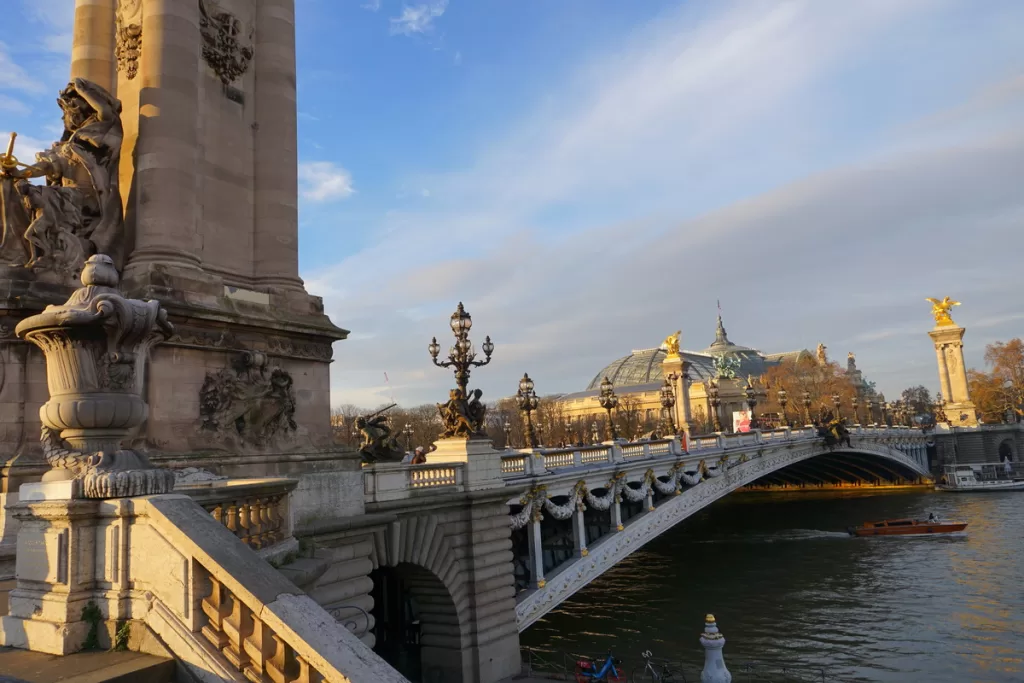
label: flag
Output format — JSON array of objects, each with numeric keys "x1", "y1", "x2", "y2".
[{"x1": 384, "y1": 372, "x2": 389, "y2": 383}]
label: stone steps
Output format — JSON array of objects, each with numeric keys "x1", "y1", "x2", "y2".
[{"x1": 0, "y1": 647, "x2": 175, "y2": 683}]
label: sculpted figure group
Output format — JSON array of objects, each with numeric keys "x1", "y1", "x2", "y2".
[
  {"x1": 0, "y1": 78, "x2": 124, "y2": 283},
  {"x1": 437, "y1": 387, "x2": 487, "y2": 439}
]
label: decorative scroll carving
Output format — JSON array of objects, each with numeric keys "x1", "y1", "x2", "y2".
[
  {"x1": 164, "y1": 326, "x2": 334, "y2": 361},
  {"x1": 115, "y1": 0, "x2": 143, "y2": 80},
  {"x1": 199, "y1": 0, "x2": 254, "y2": 86},
  {"x1": 0, "y1": 79, "x2": 125, "y2": 282},
  {"x1": 15, "y1": 254, "x2": 175, "y2": 498},
  {"x1": 437, "y1": 387, "x2": 487, "y2": 439},
  {"x1": 199, "y1": 351, "x2": 297, "y2": 446}
]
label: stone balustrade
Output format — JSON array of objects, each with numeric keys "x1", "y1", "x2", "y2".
[
  {"x1": 363, "y1": 462, "x2": 466, "y2": 503},
  {"x1": 178, "y1": 477, "x2": 297, "y2": 551}
]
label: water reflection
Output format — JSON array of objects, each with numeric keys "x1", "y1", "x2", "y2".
[{"x1": 520, "y1": 490, "x2": 1024, "y2": 682}]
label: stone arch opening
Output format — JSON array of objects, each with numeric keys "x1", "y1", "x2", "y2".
[
  {"x1": 370, "y1": 562, "x2": 466, "y2": 683},
  {"x1": 998, "y1": 439, "x2": 1015, "y2": 462}
]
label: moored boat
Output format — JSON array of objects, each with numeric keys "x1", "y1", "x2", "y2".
[
  {"x1": 848, "y1": 518, "x2": 967, "y2": 537},
  {"x1": 936, "y1": 464, "x2": 1024, "y2": 492}
]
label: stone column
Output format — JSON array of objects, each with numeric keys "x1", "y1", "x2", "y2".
[
  {"x1": 571, "y1": 507, "x2": 588, "y2": 558},
  {"x1": 123, "y1": 0, "x2": 204, "y2": 280},
  {"x1": 527, "y1": 518, "x2": 545, "y2": 589},
  {"x1": 253, "y1": 0, "x2": 304, "y2": 291},
  {"x1": 662, "y1": 354, "x2": 692, "y2": 437},
  {"x1": 929, "y1": 324, "x2": 978, "y2": 427},
  {"x1": 71, "y1": 0, "x2": 117, "y2": 93}
]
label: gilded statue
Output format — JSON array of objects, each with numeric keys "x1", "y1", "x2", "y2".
[
  {"x1": 663, "y1": 330, "x2": 681, "y2": 358},
  {"x1": 437, "y1": 387, "x2": 487, "y2": 438},
  {"x1": 0, "y1": 78, "x2": 124, "y2": 282},
  {"x1": 816, "y1": 343, "x2": 827, "y2": 365},
  {"x1": 926, "y1": 297, "x2": 960, "y2": 326}
]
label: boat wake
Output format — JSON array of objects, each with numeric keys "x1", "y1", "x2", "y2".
[{"x1": 695, "y1": 529, "x2": 851, "y2": 544}]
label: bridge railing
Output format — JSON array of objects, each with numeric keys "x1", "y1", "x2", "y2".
[
  {"x1": 177, "y1": 477, "x2": 297, "y2": 551},
  {"x1": 363, "y1": 462, "x2": 466, "y2": 503},
  {"x1": 501, "y1": 439, "x2": 681, "y2": 478}
]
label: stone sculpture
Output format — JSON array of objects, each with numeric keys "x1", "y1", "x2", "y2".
[
  {"x1": 199, "y1": 0, "x2": 255, "y2": 85},
  {"x1": 847, "y1": 351, "x2": 857, "y2": 372},
  {"x1": 437, "y1": 387, "x2": 487, "y2": 439},
  {"x1": 15, "y1": 254, "x2": 175, "y2": 498},
  {"x1": 0, "y1": 79, "x2": 124, "y2": 281},
  {"x1": 816, "y1": 343, "x2": 827, "y2": 365},
  {"x1": 926, "y1": 297, "x2": 960, "y2": 327},
  {"x1": 711, "y1": 355, "x2": 739, "y2": 380},
  {"x1": 199, "y1": 351, "x2": 298, "y2": 447},
  {"x1": 115, "y1": 0, "x2": 143, "y2": 80},
  {"x1": 356, "y1": 405, "x2": 404, "y2": 464}
]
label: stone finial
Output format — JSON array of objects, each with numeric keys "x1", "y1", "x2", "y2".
[
  {"x1": 700, "y1": 614, "x2": 732, "y2": 683},
  {"x1": 15, "y1": 254, "x2": 175, "y2": 498}
]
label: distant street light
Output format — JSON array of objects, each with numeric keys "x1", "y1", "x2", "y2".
[
  {"x1": 598, "y1": 377, "x2": 620, "y2": 441},
  {"x1": 516, "y1": 373, "x2": 540, "y2": 448},
  {"x1": 777, "y1": 388, "x2": 789, "y2": 428}
]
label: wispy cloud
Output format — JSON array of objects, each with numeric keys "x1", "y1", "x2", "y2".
[
  {"x1": 0, "y1": 42, "x2": 46, "y2": 93},
  {"x1": 298, "y1": 161, "x2": 356, "y2": 201},
  {"x1": 0, "y1": 95, "x2": 29, "y2": 115},
  {"x1": 390, "y1": 0, "x2": 448, "y2": 36},
  {"x1": 309, "y1": 0, "x2": 1024, "y2": 407},
  {"x1": 362, "y1": 0, "x2": 382, "y2": 11},
  {"x1": 20, "y1": 0, "x2": 73, "y2": 54}
]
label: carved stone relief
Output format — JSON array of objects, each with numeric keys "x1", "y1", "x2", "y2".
[
  {"x1": 115, "y1": 0, "x2": 143, "y2": 80},
  {"x1": 199, "y1": 0, "x2": 254, "y2": 86},
  {"x1": 199, "y1": 351, "x2": 297, "y2": 447}
]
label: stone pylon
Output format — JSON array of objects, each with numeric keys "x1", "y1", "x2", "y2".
[
  {"x1": 661, "y1": 336, "x2": 692, "y2": 438},
  {"x1": 927, "y1": 303, "x2": 978, "y2": 427}
]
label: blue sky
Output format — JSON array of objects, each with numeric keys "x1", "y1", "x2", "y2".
[{"x1": 3, "y1": 0, "x2": 1024, "y2": 409}]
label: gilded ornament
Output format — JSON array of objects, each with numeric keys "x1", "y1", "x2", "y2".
[
  {"x1": 926, "y1": 297, "x2": 960, "y2": 326},
  {"x1": 662, "y1": 330, "x2": 681, "y2": 359}
]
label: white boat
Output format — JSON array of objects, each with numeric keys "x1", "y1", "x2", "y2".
[{"x1": 936, "y1": 464, "x2": 1024, "y2": 492}]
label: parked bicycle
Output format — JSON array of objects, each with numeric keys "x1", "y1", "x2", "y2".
[
  {"x1": 632, "y1": 650, "x2": 684, "y2": 682},
  {"x1": 574, "y1": 650, "x2": 626, "y2": 682}
]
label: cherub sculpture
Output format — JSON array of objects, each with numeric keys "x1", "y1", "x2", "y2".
[{"x1": 926, "y1": 297, "x2": 960, "y2": 326}]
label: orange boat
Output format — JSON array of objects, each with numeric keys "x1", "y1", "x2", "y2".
[{"x1": 848, "y1": 517, "x2": 967, "y2": 537}]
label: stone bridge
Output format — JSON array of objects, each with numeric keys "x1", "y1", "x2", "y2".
[{"x1": 343, "y1": 425, "x2": 929, "y2": 681}]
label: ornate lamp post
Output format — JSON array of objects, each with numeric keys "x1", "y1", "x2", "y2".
[
  {"x1": 801, "y1": 390, "x2": 812, "y2": 426},
  {"x1": 744, "y1": 380, "x2": 757, "y2": 427},
  {"x1": 564, "y1": 417, "x2": 574, "y2": 445},
  {"x1": 880, "y1": 399, "x2": 890, "y2": 426},
  {"x1": 934, "y1": 392, "x2": 948, "y2": 424},
  {"x1": 598, "y1": 376, "x2": 620, "y2": 441},
  {"x1": 428, "y1": 302, "x2": 494, "y2": 397},
  {"x1": 660, "y1": 377, "x2": 677, "y2": 435},
  {"x1": 502, "y1": 419, "x2": 512, "y2": 448},
  {"x1": 865, "y1": 399, "x2": 874, "y2": 425},
  {"x1": 831, "y1": 392, "x2": 842, "y2": 420},
  {"x1": 707, "y1": 380, "x2": 722, "y2": 433},
  {"x1": 536, "y1": 421, "x2": 545, "y2": 447},
  {"x1": 403, "y1": 423, "x2": 414, "y2": 451},
  {"x1": 777, "y1": 388, "x2": 789, "y2": 428},
  {"x1": 590, "y1": 422, "x2": 600, "y2": 445},
  {"x1": 851, "y1": 395, "x2": 860, "y2": 425},
  {"x1": 516, "y1": 373, "x2": 540, "y2": 448}
]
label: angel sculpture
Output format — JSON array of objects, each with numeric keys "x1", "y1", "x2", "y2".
[{"x1": 926, "y1": 297, "x2": 960, "y2": 326}]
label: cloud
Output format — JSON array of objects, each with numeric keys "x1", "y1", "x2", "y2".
[
  {"x1": 0, "y1": 42, "x2": 46, "y2": 93},
  {"x1": 20, "y1": 0, "x2": 74, "y2": 54},
  {"x1": 390, "y1": 0, "x2": 448, "y2": 36},
  {"x1": 453, "y1": 50, "x2": 462, "y2": 66},
  {"x1": 298, "y1": 161, "x2": 355, "y2": 201},
  {"x1": 362, "y1": 0, "x2": 382, "y2": 10},
  {"x1": 0, "y1": 95, "x2": 30, "y2": 115},
  {"x1": 2, "y1": 132, "x2": 54, "y2": 159}
]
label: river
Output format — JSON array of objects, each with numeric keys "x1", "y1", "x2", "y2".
[{"x1": 519, "y1": 489, "x2": 1024, "y2": 682}]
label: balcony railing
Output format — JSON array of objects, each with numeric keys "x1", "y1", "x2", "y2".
[{"x1": 363, "y1": 462, "x2": 466, "y2": 503}]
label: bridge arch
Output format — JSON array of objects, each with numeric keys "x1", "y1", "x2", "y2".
[
  {"x1": 369, "y1": 515, "x2": 472, "y2": 683},
  {"x1": 514, "y1": 439, "x2": 929, "y2": 630},
  {"x1": 998, "y1": 438, "x2": 1015, "y2": 461}
]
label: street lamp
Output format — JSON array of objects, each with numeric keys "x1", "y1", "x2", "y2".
[
  {"x1": 777, "y1": 388, "x2": 789, "y2": 428},
  {"x1": 801, "y1": 390, "x2": 812, "y2": 426},
  {"x1": 565, "y1": 417, "x2": 575, "y2": 445},
  {"x1": 428, "y1": 302, "x2": 494, "y2": 397},
  {"x1": 744, "y1": 380, "x2": 757, "y2": 427},
  {"x1": 598, "y1": 376, "x2": 620, "y2": 441},
  {"x1": 515, "y1": 373, "x2": 540, "y2": 448},
  {"x1": 590, "y1": 421, "x2": 600, "y2": 445},
  {"x1": 707, "y1": 380, "x2": 722, "y2": 433},
  {"x1": 831, "y1": 393, "x2": 842, "y2": 420},
  {"x1": 503, "y1": 419, "x2": 513, "y2": 448},
  {"x1": 659, "y1": 377, "x2": 677, "y2": 435},
  {"x1": 402, "y1": 423, "x2": 414, "y2": 451},
  {"x1": 851, "y1": 395, "x2": 860, "y2": 425},
  {"x1": 865, "y1": 399, "x2": 875, "y2": 425},
  {"x1": 536, "y1": 421, "x2": 545, "y2": 447}
]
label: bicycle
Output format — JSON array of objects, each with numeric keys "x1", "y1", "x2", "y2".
[
  {"x1": 574, "y1": 650, "x2": 626, "y2": 682},
  {"x1": 632, "y1": 650, "x2": 684, "y2": 682}
]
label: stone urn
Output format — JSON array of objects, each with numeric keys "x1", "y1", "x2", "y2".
[{"x1": 15, "y1": 254, "x2": 176, "y2": 498}]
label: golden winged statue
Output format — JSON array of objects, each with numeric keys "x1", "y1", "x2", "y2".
[
  {"x1": 663, "y1": 330, "x2": 681, "y2": 358},
  {"x1": 926, "y1": 297, "x2": 960, "y2": 326}
]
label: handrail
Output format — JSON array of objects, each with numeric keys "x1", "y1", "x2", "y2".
[{"x1": 141, "y1": 495, "x2": 407, "y2": 683}]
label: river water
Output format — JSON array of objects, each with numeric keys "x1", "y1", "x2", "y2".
[{"x1": 519, "y1": 490, "x2": 1024, "y2": 682}]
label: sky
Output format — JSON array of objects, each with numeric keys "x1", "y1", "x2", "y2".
[{"x1": 2, "y1": 0, "x2": 1024, "y2": 409}]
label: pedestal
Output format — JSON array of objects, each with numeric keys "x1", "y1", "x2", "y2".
[
  {"x1": 429, "y1": 438, "x2": 505, "y2": 490},
  {"x1": 928, "y1": 325, "x2": 978, "y2": 428}
]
